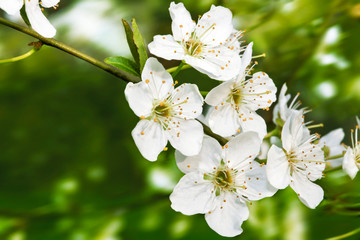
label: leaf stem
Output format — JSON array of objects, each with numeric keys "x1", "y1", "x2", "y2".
[
  {"x1": 167, "y1": 62, "x2": 191, "y2": 74},
  {"x1": 327, "y1": 153, "x2": 345, "y2": 160},
  {"x1": 0, "y1": 47, "x2": 37, "y2": 64},
  {"x1": 0, "y1": 17, "x2": 140, "y2": 83},
  {"x1": 171, "y1": 61, "x2": 185, "y2": 77},
  {"x1": 326, "y1": 227, "x2": 360, "y2": 240}
]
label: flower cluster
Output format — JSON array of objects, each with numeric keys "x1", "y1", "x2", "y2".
[
  {"x1": 0, "y1": 0, "x2": 59, "y2": 38},
  {"x1": 2, "y1": 0, "x2": 356, "y2": 237},
  {"x1": 121, "y1": 2, "x2": 356, "y2": 237}
]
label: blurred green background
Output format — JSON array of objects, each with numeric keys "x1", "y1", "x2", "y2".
[{"x1": 1, "y1": 0, "x2": 360, "y2": 239}]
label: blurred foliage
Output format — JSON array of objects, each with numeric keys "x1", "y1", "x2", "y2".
[{"x1": 0, "y1": 0, "x2": 360, "y2": 239}]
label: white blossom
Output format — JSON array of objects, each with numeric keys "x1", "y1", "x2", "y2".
[
  {"x1": 204, "y1": 43, "x2": 277, "y2": 139},
  {"x1": 0, "y1": 0, "x2": 59, "y2": 38},
  {"x1": 267, "y1": 111, "x2": 325, "y2": 209},
  {"x1": 125, "y1": 57, "x2": 204, "y2": 161},
  {"x1": 148, "y1": 2, "x2": 242, "y2": 81},
  {"x1": 343, "y1": 117, "x2": 360, "y2": 179},
  {"x1": 0, "y1": 0, "x2": 22, "y2": 15},
  {"x1": 272, "y1": 83, "x2": 303, "y2": 126},
  {"x1": 319, "y1": 128, "x2": 345, "y2": 168},
  {"x1": 170, "y1": 132, "x2": 276, "y2": 237}
]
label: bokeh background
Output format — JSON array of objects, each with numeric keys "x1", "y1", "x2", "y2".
[{"x1": 1, "y1": 0, "x2": 360, "y2": 239}]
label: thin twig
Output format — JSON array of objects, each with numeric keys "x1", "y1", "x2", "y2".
[{"x1": 0, "y1": 17, "x2": 140, "y2": 83}]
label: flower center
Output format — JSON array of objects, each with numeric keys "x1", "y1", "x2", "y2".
[
  {"x1": 154, "y1": 101, "x2": 173, "y2": 118},
  {"x1": 184, "y1": 39, "x2": 203, "y2": 56},
  {"x1": 231, "y1": 88, "x2": 243, "y2": 106},
  {"x1": 214, "y1": 169, "x2": 233, "y2": 188}
]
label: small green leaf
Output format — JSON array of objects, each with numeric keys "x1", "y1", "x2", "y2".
[
  {"x1": 122, "y1": 19, "x2": 140, "y2": 65},
  {"x1": 20, "y1": 6, "x2": 30, "y2": 26},
  {"x1": 131, "y1": 18, "x2": 148, "y2": 72},
  {"x1": 105, "y1": 56, "x2": 140, "y2": 77}
]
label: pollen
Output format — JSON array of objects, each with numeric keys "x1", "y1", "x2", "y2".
[
  {"x1": 145, "y1": 79, "x2": 150, "y2": 83},
  {"x1": 163, "y1": 147, "x2": 168, "y2": 151},
  {"x1": 141, "y1": 131, "x2": 144, "y2": 135}
]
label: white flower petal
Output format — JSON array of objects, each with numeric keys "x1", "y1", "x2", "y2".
[
  {"x1": 166, "y1": 119, "x2": 203, "y2": 156},
  {"x1": 208, "y1": 103, "x2": 239, "y2": 137},
  {"x1": 319, "y1": 128, "x2": 344, "y2": 149},
  {"x1": 148, "y1": 35, "x2": 185, "y2": 61},
  {"x1": 238, "y1": 42, "x2": 253, "y2": 75},
  {"x1": 169, "y1": 2, "x2": 195, "y2": 41},
  {"x1": 281, "y1": 111, "x2": 309, "y2": 151},
  {"x1": 131, "y1": 120, "x2": 167, "y2": 161},
  {"x1": 170, "y1": 172, "x2": 215, "y2": 215},
  {"x1": 258, "y1": 141, "x2": 270, "y2": 160},
  {"x1": 124, "y1": 82, "x2": 153, "y2": 118},
  {"x1": 242, "y1": 72, "x2": 277, "y2": 111},
  {"x1": 205, "y1": 192, "x2": 249, "y2": 237},
  {"x1": 319, "y1": 128, "x2": 345, "y2": 167},
  {"x1": 196, "y1": 5, "x2": 233, "y2": 46},
  {"x1": 172, "y1": 83, "x2": 204, "y2": 118},
  {"x1": 238, "y1": 110, "x2": 267, "y2": 140},
  {"x1": 175, "y1": 135, "x2": 222, "y2": 174},
  {"x1": 266, "y1": 145, "x2": 291, "y2": 189},
  {"x1": 41, "y1": 0, "x2": 60, "y2": 8},
  {"x1": 272, "y1": 83, "x2": 293, "y2": 123},
  {"x1": 205, "y1": 80, "x2": 234, "y2": 106},
  {"x1": 290, "y1": 171, "x2": 324, "y2": 209},
  {"x1": 342, "y1": 148, "x2": 358, "y2": 179},
  {"x1": 239, "y1": 162, "x2": 277, "y2": 201},
  {"x1": 223, "y1": 30, "x2": 242, "y2": 54},
  {"x1": 0, "y1": 0, "x2": 23, "y2": 15},
  {"x1": 141, "y1": 57, "x2": 174, "y2": 100},
  {"x1": 185, "y1": 47, "x2": 241, "y2": 81},
  {"x1": 25, "y1": 0, "x2": 56, "y2": 38},
  {"x1": 225, "y1": 131, "x2": 261, "y2": 169}
]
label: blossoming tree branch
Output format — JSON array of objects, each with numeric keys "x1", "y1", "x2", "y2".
[{"x1": 0, "y1": 0, "x2": 359, "y2": 237}]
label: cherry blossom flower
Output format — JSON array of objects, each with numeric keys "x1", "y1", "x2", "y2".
[
  {"x1": 0, "y1": 0, "x2": 22, "y2": 15},
  {"x1": 267, "y1": 111, "x2": 325, "y2": 209},
  {"x1": 170, "y1": 132, "x2": 276, "y2": 237},
  {"x1": 125, "y1": 57, "x2": 204, "y2": 161},
  {"x1": 343, "y1": 117, "x2": 360, "y2": 179},
  {"x1": 148, "y1": 2, "x2": 242, "y2": 81},
  {"x1": 0, "y1": 0, "x2": 59, "y2": 38},
  {"x1": 272, "y1": 83, "x2": 303, "y2": 126},
  {"x1": 319, "y1": 128, "x2": 345, "y2": 168},
  {"x1": 204, "y1": 42, "x2": 277, "y2": 138}
]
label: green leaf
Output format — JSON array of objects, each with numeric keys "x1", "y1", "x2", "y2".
[
  {"x1": 122, "y1": 19, "x2": 140, "y2": 65},
  {"x1": 105, "y1": 56, "x2": 140, "y2": 77},
  {"x1": 131, "y1": 18, "x2": 148, "y2": 72},
  {"x1": 20, "y1": 6, "x2": 30, "y2": 26}
]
